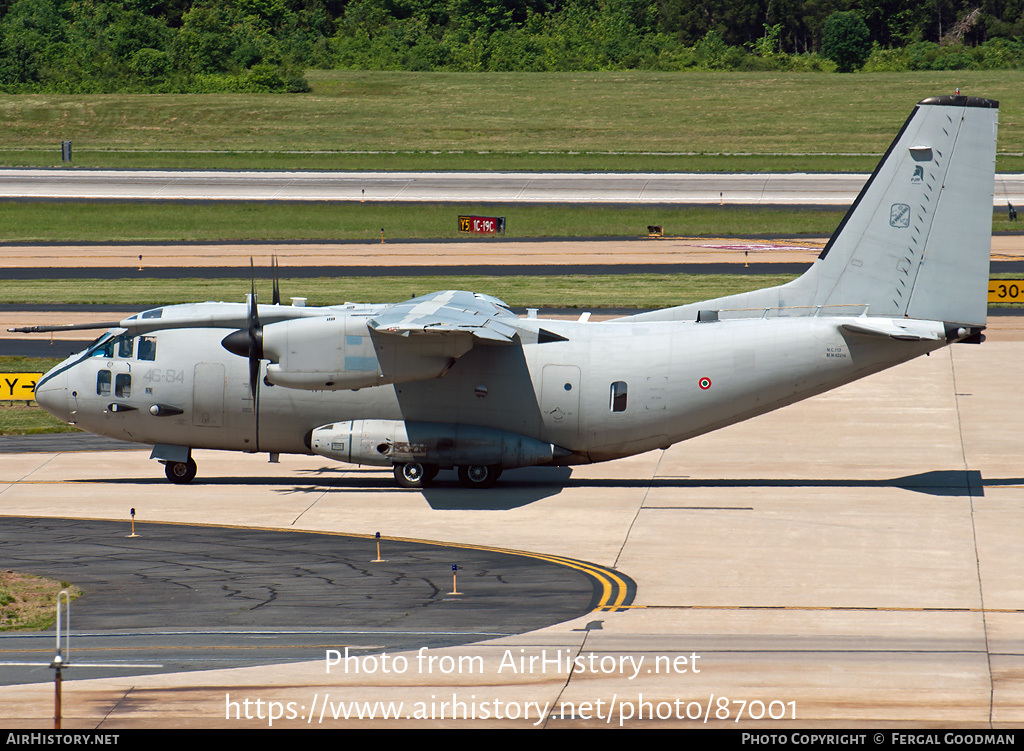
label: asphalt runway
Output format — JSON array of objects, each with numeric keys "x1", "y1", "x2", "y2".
[
  {"x1": 0, "y1": 516, "x2": 628, "y2": 686},
  {"x1": 0, "y1": 261, "x2": 818, "y2": 279},
  {"x1": 0, "y1": 169, "x2": 1022, "y2": 206}
]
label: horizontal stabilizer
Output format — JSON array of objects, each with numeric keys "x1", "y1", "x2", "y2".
[{"x1": 839, "y1": 319, "x2": 945, "y2": 341}]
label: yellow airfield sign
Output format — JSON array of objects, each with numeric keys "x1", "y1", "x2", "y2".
[
  {"x1": 989, "y1": 280, "x2": 1024, "y2": 304},
  {"x1": 0, "y1": 373, "x2": 42, "y2": 400}
]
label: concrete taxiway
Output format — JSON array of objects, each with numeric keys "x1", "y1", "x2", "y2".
[
  {"x1": 0, "y1": 169, "x2": 1022, "y2": 206},
  {"x1": 0, "y1": 323, "x2": 1022, "y2": 727}
]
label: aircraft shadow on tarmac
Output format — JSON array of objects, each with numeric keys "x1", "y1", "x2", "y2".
[{"x1": 73, "y1": 469, "x2": 1010, "y2": 510}]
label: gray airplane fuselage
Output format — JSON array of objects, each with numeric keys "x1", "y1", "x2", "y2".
[{"x1": 40, "y1": 313, "x2": 942, "y2": 464}]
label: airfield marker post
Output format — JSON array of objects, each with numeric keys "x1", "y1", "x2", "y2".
[
  {"x1": 448, "y1": 564, "x2": 461, "y2": 595},
  {"x1": 51, "y1": 590, "x2": 71, "y2": 729},
  {"x1": 372, "y1": 531, "x2": 386, "y2": 563},
  {"x1": 127, "y1": 507, "x2": 139, "y2": 538}
]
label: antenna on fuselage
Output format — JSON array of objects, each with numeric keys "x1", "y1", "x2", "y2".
[{"x1": 272, "y1": 255, "x2": 281, "y2": 306}]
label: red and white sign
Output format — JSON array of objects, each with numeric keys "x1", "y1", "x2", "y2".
[{"x1": 459, "y1": 215, "x2": 505, "y2": 234}]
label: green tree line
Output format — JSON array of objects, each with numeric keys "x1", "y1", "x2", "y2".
[{"x1": 1, "y1": 0, "x2": 1023, "y2": 92}]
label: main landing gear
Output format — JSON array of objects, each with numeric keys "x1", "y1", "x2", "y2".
[
  {"x1": 457, "y1": 464, "x2": 502, "y2": 489},
  {"x1": 393, "y1": 462, "x2": 503, "y2": 489},
  {"x1": 393, "y1": 461, "x2": 440, "y2": 489}
]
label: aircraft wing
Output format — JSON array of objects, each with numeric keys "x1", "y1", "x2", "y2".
[{"x1": 367, "y1": 290, "x2": 525, "y2": 344}]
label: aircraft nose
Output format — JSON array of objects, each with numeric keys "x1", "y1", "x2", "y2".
[{"x1": 34, "y1": 368, "x2": 71, "y2": 422}]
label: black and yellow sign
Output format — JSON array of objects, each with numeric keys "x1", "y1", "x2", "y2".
[
  {"x1": 0, "y1": 372, "x2": 41, "y2": 401},
  {"x1": 989, "y1": 280, "x2": 1024, "y2": 303},
  {"x1": 0, "y1": 373, "x2": 42, "y2": 400}
]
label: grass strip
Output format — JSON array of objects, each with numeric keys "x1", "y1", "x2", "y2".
[
  {"x1": 0, "y1": 201, "x2": 1018, "y2": 243},
  {"x1": 0, "y1": 202, "x2": 849, "y2": 242},
  {"x1": 0, "y1": 273, "x2": 799, "y2": 308},
  {"x1": 0, "y1": 572, "x2": 80, "y2": 632},
  {"x1": 1, "y1": 70, "x2": 1021, "y2": 172}
]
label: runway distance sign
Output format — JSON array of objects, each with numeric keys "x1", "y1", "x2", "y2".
[
  {"x1": 988, "y1": 280, "x2": 1024, "y2": 303},
  {"x1": 459, "y1": 215, "x2": 505, "y2": 235},
  {"x1": 0, "y1": 373, "x2": 41, "y2": 400}
]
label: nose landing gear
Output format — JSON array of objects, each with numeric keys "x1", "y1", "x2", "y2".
[{"x1": 163, "y1": 457, "x2": 197, "y2": 484}]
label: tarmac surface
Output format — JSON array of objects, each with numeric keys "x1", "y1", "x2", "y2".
[{"x1": 0, "y1": 169, "x2": 1021, "y2": 206}]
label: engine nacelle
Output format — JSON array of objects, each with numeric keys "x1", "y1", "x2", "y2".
[
  {"x1": 310, "y1": 420, "x2": 557, "y2": 469},
  {"x1": 262, "y1": 315, "x2": 472, "y2": 391}
]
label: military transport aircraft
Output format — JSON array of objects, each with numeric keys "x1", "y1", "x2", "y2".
[{"x1": 17, "y1": 95, "x2": 997, "y2": 489}]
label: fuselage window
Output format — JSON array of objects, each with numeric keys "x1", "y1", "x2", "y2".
[
  {"x1": 115, "y1": 373, "x2": 132, "y2": 398},
  {"x1": 117, "y1": 336, "x2": 134, "y2": 359},
  {"x1": 97, "y1": 370, "x2": 111, "y2": 396},
  {"x1": 610, "y1": 381, "x2": 628, "y2": 412},
  {"x1": 138, "y1": 336, "x2": 157, "y2": 361},
  {"x1": 141, "y1": 308, "x2": 163, "y2": 319}
]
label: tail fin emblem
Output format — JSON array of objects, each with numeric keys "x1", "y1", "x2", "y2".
[{"x1": 890, "y1": 203, "x2": 911, "y2": 227}]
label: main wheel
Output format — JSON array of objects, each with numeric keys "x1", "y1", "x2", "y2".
[
  {"x1": 457, "y1": 464, "x2": 502, "y2": 489},
  {"x1": 394, "y1": 462, "x2": 438, "y2": 489},
  {"x1": 165, "y1": 458, "x2": 197, "y2": 484}
]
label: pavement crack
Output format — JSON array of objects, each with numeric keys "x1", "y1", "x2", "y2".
[{"x1": 97, "y1": 685, "x2": 136, "y2": 728}]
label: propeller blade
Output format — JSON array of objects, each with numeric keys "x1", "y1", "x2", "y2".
[
  {"x1": 247, "y1": 258, "x2": 262, "y2": 451},
  {"x1": 246, "y1": 292, "x2": 262, "y2": 399}
]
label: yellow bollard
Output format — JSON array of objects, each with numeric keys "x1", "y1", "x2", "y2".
[{"x1": 448, "y1": 564, "x2": 461, "y2": 595}]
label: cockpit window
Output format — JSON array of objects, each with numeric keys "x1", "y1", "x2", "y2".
[
  {"x1": 91, "y1": 339, "x2": 115, "y2": 358},
  {"x1": 97, "y1": 370, "x2": 111, "y2": 396},
  {"x1": 138, "y1": 336, "x2": 157, "y2": 361},
  {"x1": 141, "y1": 308, "x2": 163, "y2": 319},
  {"x1": 116, "y1": 336, "x2": 134, "y2": 359},
  {"x1": 86, "y1": 332, "x2": 115, "y2": 358}
]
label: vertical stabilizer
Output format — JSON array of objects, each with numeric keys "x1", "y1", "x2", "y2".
[
  {"x1": 803, "y1": 95, "x2": 997, "y2": 327},
  {"x1": 627, "y1": 96, "x2": 998, "y2": 327}
]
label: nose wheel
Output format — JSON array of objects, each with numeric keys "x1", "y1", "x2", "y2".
[{"x1": 164, "y1": 458, "x2": 197, "y2": 484}]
